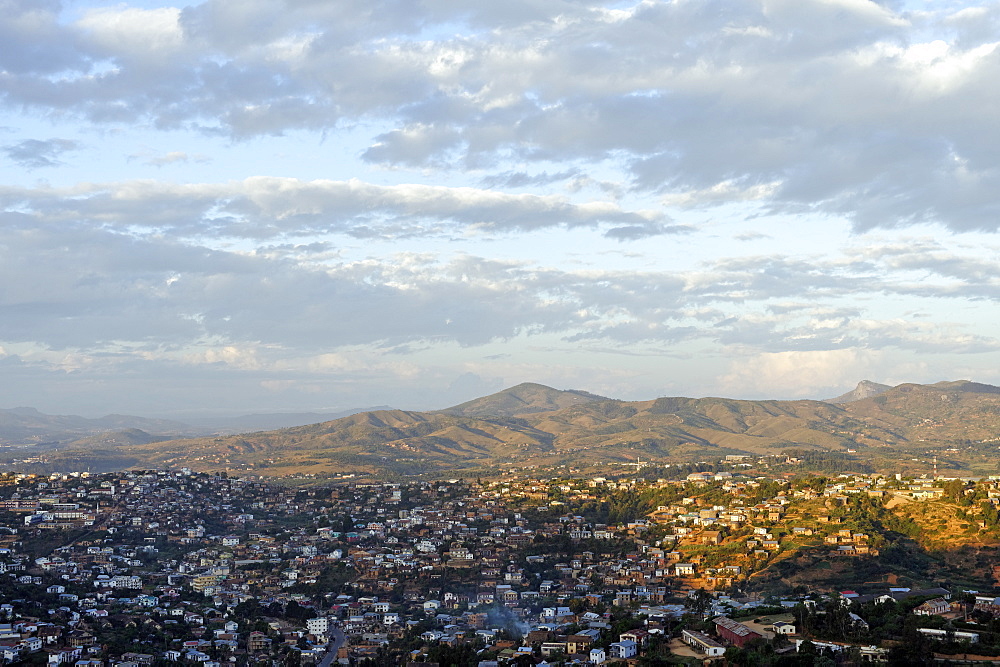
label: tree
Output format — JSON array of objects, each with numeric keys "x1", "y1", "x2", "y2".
[{"x1": 685, "y1": 588, "x2": 712, "y2": 619}]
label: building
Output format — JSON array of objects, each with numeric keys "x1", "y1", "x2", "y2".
[
  {"x1": 306, "y1": 616, "x2": 329, "y2": 636},
  {"x1": 682, "y1": 629, "x2": 726, "y2": 657},
  {"x1": 772, "y1": 621, "x2": 796, "y2": 635},
  {"x1": 914, "y1": 597, "x2": 949, "y2": 616},
  {"x1": 917, "y1": 628, "x2": 979, "y2": 643},
  {"x1": 609, "y1": 639, "x2": 637, "y2": 659},
  {"x1": 248, "y1": 632, "x2": 272, "y2": 652},
  {"x1": 714, "y1": 616, "x2": 762, "y2": 648}
]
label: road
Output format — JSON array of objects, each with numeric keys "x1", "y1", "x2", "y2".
[{"x1": 318, "y1": 627, "x2": 345, "y2": 667}]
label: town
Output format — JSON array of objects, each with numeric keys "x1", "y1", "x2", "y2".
[{"x1": 1, "y1": 465, "x2": 1000, "y2": 665}]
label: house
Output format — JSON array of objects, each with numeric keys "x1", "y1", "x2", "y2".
[
  {"x1": 772, "y1": 621, "x2": 795, "y2": 635},
  {"x1": 714, "y1": 616, "x2": 762, "y2": 648},
  {"x1": 540, "y1": 642, "x2": 567, "y2": 656},
  {"x1": 609, "y1": 639, "x2": 637, "y2": 659},
  {"x1": 0, "y1": 643, "x2": 20, "y2": 662},
  {"x1": 564, "y1": 633, "x2": 595, "y2": 654},
  {"x1": 21, "y1": 636, "x2": 43, "y2": 652},
  {"x1": 248, "y1": 632, "x2": 271, "y2": 652},
  {"x1": 914, "y1": 598, "x2": 950, "y2": 616},
  {"x1": 682, "y1": 629, "x2": 725, "y2": 657},
  {"x1": 620, "y1": 628, "x2": 649, "y2": 646},
  {"x1": 701, "y1": 531, "x2": 722, "y2": 545}
]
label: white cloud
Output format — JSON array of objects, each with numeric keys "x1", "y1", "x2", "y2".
[
  {"x1": 131, "y1": 150, "x2": 211, "y2": 167},
  {"x1": 185, "y1": 345, "x2": 264, "y2": 370},
  {"x1": 720, "y1": 348, "x2": 880, "y2": 397},
  {"x1": 0, "y1": 177, "x2": 670, "y2": 240},
  {"x1": 0, "y1": 0, "x2": 996, "y2": 234},
  {"x1": 76, "y1": 7, "x2": 184, "y2": 60}
]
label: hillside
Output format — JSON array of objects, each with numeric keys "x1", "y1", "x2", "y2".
[
  {"x1": 0, "y1": 406, "x2": 394, "y2": 446},
  {"x1": 840, "y1": 380, "x2": 1000, "y2": 444},
  {"x1": 65, "y1": 428, "x2": 171, "y2": 448},
  {"x1": 5, "y1": 380, "x2": 1000, "y2": 478},
  {"x1": 181, "y1": 407, "x2": 394, "y2": 433},
  {"x1": 438, "y1": 382, "x2": 608, "y2": 418},
  {"x1": 827, "y1": 380, "x2": 891, "y2": 404},
  {"x1": 0, "y1": 407, "x2": 194, "y2": 445}
]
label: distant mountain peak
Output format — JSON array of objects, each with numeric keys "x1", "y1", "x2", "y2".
[
  {"x1": 827, "y1": 380, "x2": 892, "y2": 404},
  {"x1": 438, "y1": 382, "x2": 610, "y2": 418}
]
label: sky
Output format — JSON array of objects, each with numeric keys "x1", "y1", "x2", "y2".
[{"x1": 1, "y1": 0, "x2": 1000, "y2": 418}]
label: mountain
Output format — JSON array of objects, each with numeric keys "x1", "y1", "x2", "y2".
[
  {"x1": 7, "y1": 380, "x2": 1000, "y2": 478},
  {"x1": 838, "y1": 380, "x2": 1000, "y2": 443},
  {"x1": 0, "y1": 405, "x2": 393, "y2": 447},
  {"x1": 66, "y1": 429, "x2": 171, "y2": 448},
  {"x1": 439, "y1": 382, "x2": 609, "y2": 418},
  {"x1": 181, "y1": 407, "x2": 394, "y2": 433},
  {"x1": 827, "y1": 380, "x2": 892, "y2": 404},
  {"x1": 65, "y1": 387, "x2": 871, "y2": 476},
  {"x1": 0, "y1": 408, "x2": 195, "y2": 445}
]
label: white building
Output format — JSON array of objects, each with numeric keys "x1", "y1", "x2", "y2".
[
  {"x1": 306, "y1": 617, "x2": 329, "y2": 636},
  {"x1": 917, "y1": 628, "x2": 979, "y2": 643},
  {"x1": 610, "y1": 639, "x2": 637, "y2": 659},
  {"x1": 682, "y1": 629, "x2": 726, "y2": 657}
]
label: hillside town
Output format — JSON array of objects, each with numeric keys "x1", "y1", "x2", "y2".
[{"x1": 0, "y1": 468, "x2": 1000, "y2": 665}]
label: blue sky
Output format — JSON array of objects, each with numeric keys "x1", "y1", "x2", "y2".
[{"x1": 1, "y1": 0, "x2": 999, "y2": 417}]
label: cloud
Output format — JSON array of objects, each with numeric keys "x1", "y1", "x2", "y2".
[
  {"x1": 0, "y1": 1, "x2": 996, "y2": 230},
  {"x1": 0, "y1": 177, "x2": 670, "y2": 240},
  {"x1": 0, "y1": 217, "x2": 997, "y2": 412},
  {"x1": 479, "y1": 170, "x2": 581, "y2": 189},
  {"x1": 442, "y1": 371, "x2": 505, "y2": 404},
  {"x1": 129, "y1": 150, "x2": 212, "y2": 167},
  {"x1": 734, "y1": 231, "x2": 771, "y2": 241},
  {"x1": 0, "y1": 0, "x2": 85, "y2": 75},
  {"x1": 4, "y1": 0, "x2": 1000, "y2": 416},
  {"x1": 185, "y1": 345, "x2": 263, "y2": 370},
  {"x1": 603, "y1": 220, "x2": 690, "y2": 241},
  {"x1": 1, "y1": 197, "x2": 994, "y2": 366},
  {"x1": 720, "y1": 348, "x2": 880, "y2": 398},
  {"x1": 76, "y1": 6, "x2": 184, "y2": 62},
  {"x1": 3, "y1": 138, "x2": 79, "y2": 168}
]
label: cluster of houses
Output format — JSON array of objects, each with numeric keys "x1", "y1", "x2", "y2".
[{"x1": 0, "y1": 467, "x2": 998, "y2": 664}]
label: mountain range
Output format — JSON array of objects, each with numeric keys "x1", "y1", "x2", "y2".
[
  {"x1": 0, "y1": 406, "x2": 392, "y2": 448},
  {"x1": 3, "y1": 379, "x2": 999, "y2": 478}
]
